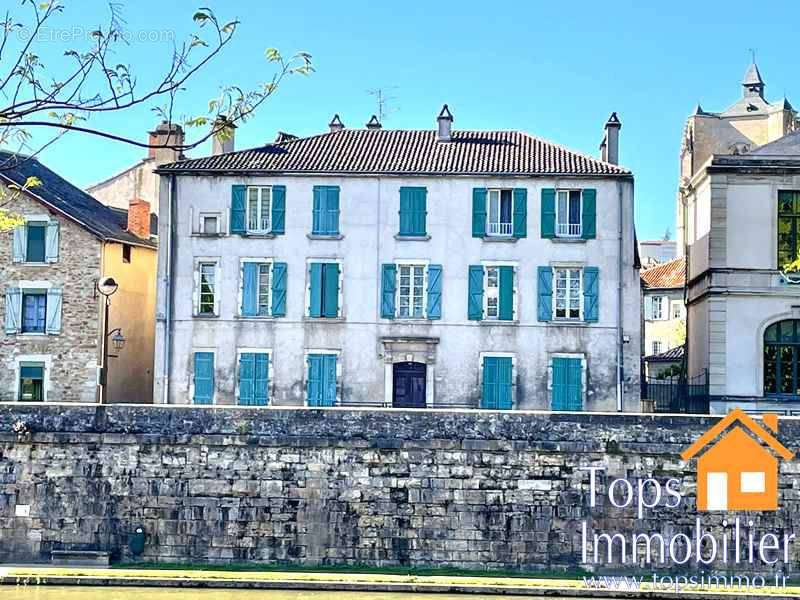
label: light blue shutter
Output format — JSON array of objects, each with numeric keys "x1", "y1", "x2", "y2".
[
  {"x1": 271, "y1": 262, "x2": 287, "y2": 316},
  {"x1": 644, "y1": 296, "x2": 653, "y2": 320},
  {"x1": 512, "y1": 188, "x2": 527, "y2": 238},
  {"x1": 583, "y1": 267, "x2": 599, "y2": 322},
  {"x1": 238, "y1": 352, "x2": 256, "y2": 405},
  {"x1": 327, "y1": 187, "x2": 340, "y2": 235},
  {"x1": 472, "y1": 188, "x2": 487, "y2": 237},
  {"x1": 322, "y1": 263, "x2": 340, "y2": 317},
  {"x1": 541, "y1": 189, "x2": 556, "y2": 238},
  {"x1": 241, "y1": 262, "x2": 259, "y2": 316},
  {"x1": 414, "y1": 188, "x2": 427, "y2": 235},
  {"x1": 399, "y1": 187, "x2": 427, "y2": 236},
  {"x1": 312, "y1": 187, "x2": 324, "y2": 234},
  {"x1": 309, "y1": 263, "x2": 323, "y2": 317},
  {"x1": 4, "y1": 287, "x2": 21, "y2": 333},
  {"x1": 45, "y1": 221, "x2": 60, "y2": 262},
  {"x1": 482, "y1": 357, "x2": 498, "y2": 409},
  {"x1": 307, "y1": 354, "x2": 334, "y2": 406},
  {"x1": 380, "y1": 264, "x2": 396, "y2": 319},
  {"x1": 307, "y1": 354, "x2": 322, "y2": 406},
  {"x1": 12, "y1": 225, "x2": 26, "y2": 263},
  {"x1": 271, "y1": 185, "x2": 286, "y2": 234},
  {"x1": 313, "y1": 186, "x2": 340, "y2": 235},
  {"x1": 399, "y1": 188, "x2": 413, "y2": 235},
  {"x1": 498, "y1": 266, "x2": 514, "y2": 321},
  {"x1": 254, "y1": 353, "x2": 269, "y2": 406},
  {"x1": 427, "y1": 264, "x2": 442, "y2": 319},
  {"x1": 498, "y1": 357, "x2": 513, "y2": 409},
  {"x1": 468, "y1": 265, "x2": 484, "y2": 320},
  {"x1": 45, "y1": 288, "x2": 62, "y2": 334},
  {"x1": 537, "y1": 266, "x2": 553, "y2": 321},
  {"x1": 581, "y1": 189, "x2": 597, "y2": 239},
  {"x1": 323, "y1": 354, "x2": 337, "y2": 406},
  {"x1": 566, "y1": 358, "x2": 583, "y2": 410},
  {"x1": 193, "y1": 352, "x2": 214, "y2": 405},
  {"x1": 552, "y1": 357, "x2": 568, "y2": 410},
  {"x1": 230, "y1": 185, "x2": 246, "y2": 234}
]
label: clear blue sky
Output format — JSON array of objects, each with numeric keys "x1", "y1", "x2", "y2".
[{"x1": 12, "y1": 0, "x2": 799, "y2": 240}]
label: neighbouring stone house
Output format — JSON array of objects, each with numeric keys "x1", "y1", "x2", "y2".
[
  {"x1": 153, "y1": 106, "x2": 641, "y2": 411},
  {"x1": 641, "y1": 256, "x2": 686, "y2": 375},
  {"x1": 0, "y1": 151, "x2": 157, "y2": 403},
  {"x1": 678, "y1": 62, "x2": 800, "y2": 413},
  {"x1": 638, "y1": 238, "x2": 677, "y2": 268}
]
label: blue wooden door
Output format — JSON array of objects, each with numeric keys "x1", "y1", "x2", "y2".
[
  {"x1": 308, "y1": 354, "x2": 336, "y2": 406},
  {"x1": 552, "y1": 357, "x2": 582, "y2": 411},
  {"x1": 193, "y1": 352, "x2": 214, "y2": 404},
  {"x1": 482, "y1": 356, "x2": 512, "y2": 409}
]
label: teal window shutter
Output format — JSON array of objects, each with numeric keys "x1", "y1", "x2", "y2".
[
  {"x1": 309, "y1": 263, "x2": 323, "y2": 317},
  {"x1": 4, "y1": 287, "x2": 21, "y2": 333},
  {"x1": 312, "y1": 187, "x2": 323, "y2": 234},
  {"x1": 254, "y1": 353, "x2": 269, "y2": 405},
  {"x1": 644, "y1": 296, "x2": 653, "y2": 320},
  {"x1": 399, "y1": 187, "x2": 427, "y2": 236},
  {"x1": 541, "y1": 188, "x2": 556, "y2": 238},
  {"x1": 307, "y1": 354, "x2": 336, "y2": 406},
  {"x1": 193, "y1": 352, "x2": 215, "y2": 404},
  {"x1": 498, "y1": 266, "x2": 514, "y2": 321},
  {"x1": 323, "y1": 354, "x2": 337, "y2": 406},
  {"x1": 230, "y1": 185, "x2": 246, "y2": 234},
  {"x1": 583, "y1": 267, "x2": 599, "y2": 322},
  {"x1": 426, "y1": 264, "x2": 442, "y2": 319},
  {"x1": 482, "y1": 357, "x2": 513, "y2": 409},
  {"x1": 537, "y1": 266, "x2": 553, "y2": 321},
  {"x1": 45, "y1": 221, "x2": 60, "y2": 262},
  {"x1": 312, "y1": 186, "x2": 340, "y2": 235},
  {"x1": 380, "y1": 263, "x2": 397, "y2": 318},
  {"x1": 512, "y1": 188, "x2": 527, "y2": 238},
  {"x1": 468, "y1": 265, "x2": 484, "y2": 320},
  {"x1": 238, "y1": 352, "x2": 255, "y2": 405},
  {"x1": 581, "y1": 189, "x2": 597, "y2": 239},
  {"x1": 328, "y1": 187, "x2": 340, "y2": 234},
  {"x1": 12, "y1": 225, "x2": 26, "y2": 263},
  {"x1": 271, "y1": 262, "x2": 287, "y2": 316},
  {"x1": 45, "y1": 288, "x2": 62, "y2": 334},
  {"x1": 472, "y1": 188, "x2": 487, "y2": 237},
  {"x1": 241, "y1": 262, "x2": 259, "y2": 316},
  {"x1": 552, "y1": 357, "x2": 582, "y2": 410},
  {"x1": 322, "y1": 263, "x2": 340, "y2": 317},
  {"x1": 271, "y1": 185, "x2": 286, "y2": 234}
]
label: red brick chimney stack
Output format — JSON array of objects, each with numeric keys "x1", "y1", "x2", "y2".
[{"x1": 127, "y1": 199, "x2": 151, "y2": 239}]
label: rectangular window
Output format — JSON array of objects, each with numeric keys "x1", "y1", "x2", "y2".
[
  {"x1": 481, "y1": 355, "x2": 513, "y2": 409},
  {"x1": 741, "y1": 472, "x2": 765, "y2": 493},
  {"x1": 652, "y1": 341, "x2": 662, "y2": 355},
  {"x1": 398, "y1": 187, "x2": 427, "y2": 236},
  {"x1": 778, "y1": 190, "x2": 800, "y2": 269},
  {"x1": 21, "y1": 292, "x2": 46, "y2": 333},
  {"x1": 26, "y1": 222, "x2": 46, "y2": 263},
  {"x1": 308, "y1": 262, "x2": 341, "y2": 318},
  {"x1": 671, "y1": 302, "x2": 682, "y2": 320},
  {"x1": 486, "y1": 267, "x2": 500, "y2": 318},
  {"x1": 122, "y1": 244, "x2": 131, "y2": 264},
  {"x1": 651, "y1": 296, "x2": 664, "y2": 320},
  {"x1": 481, "y1": 265, "x2": 515, "y2": 321},
  {"x1": 198, "y1": 262, "x2": 216, "y2": 315},
  {"x1": 257, "y1": 264, "x2": 271, "y2": 316},
  {"x1": 397, "y1": 264, "x2": 425, "y2": 318},
  {"x1": 556, "y1": 190, "x2": 582, "y2": 238},
  {"x1": 554, "y1": 268, "x2": 582, "y2": 320},
  {"x1": 238, "y1": 351, "x2": 270, "y2": 406},
  {"x1": 247, "y1": 186, "x2": 272, "y2": 233},
  {"x1": 307, "y1": 353, "x2": 337, "y2": 406},
  {"x1": 312, "y1": 186, "x2": 340, "y2": 235},
  {"x1": 202, "y1": 215, "x2": 219, "y2": 234},
  {"x1": 19, "y1": 364, "x2": 44, "y2": 401},
  {"x1": 487, "y1": 189, "x2": 513, "y2": 236}
]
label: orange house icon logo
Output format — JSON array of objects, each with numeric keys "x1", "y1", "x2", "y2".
[{"x1": 681, "y1": 409, "x2": 794, "y2": 511}]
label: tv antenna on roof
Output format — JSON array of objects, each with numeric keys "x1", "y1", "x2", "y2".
[{"x1": 367, "y1": 87, "x2": 399, "y2": 122}]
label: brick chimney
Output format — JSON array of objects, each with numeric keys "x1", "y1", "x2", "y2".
[
  {"x1": 127, "y1": 199, "x2": 151, "y2": 239},
  {"x1": 148, "y1": 121, "x2": 184, "y2": 165}
]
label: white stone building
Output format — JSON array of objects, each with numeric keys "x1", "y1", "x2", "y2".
[
  {"x1": 153, "y1": 107, "x2": 641, "y2": 411},
  {"x1": 678, "y1": 63, "x2": 800, "y2": 413}
]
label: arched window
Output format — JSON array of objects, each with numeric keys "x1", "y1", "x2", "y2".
[{"x1": 764, "y1": 320, "x2": 800, "y2": 396}]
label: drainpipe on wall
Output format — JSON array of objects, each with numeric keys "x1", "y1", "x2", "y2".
[
  {"x1": 162, "y1": 174, "x2": 177, "y2": 405},
  {"x1": 616, "y1": 179, "x2": 624, "y2": 411}
]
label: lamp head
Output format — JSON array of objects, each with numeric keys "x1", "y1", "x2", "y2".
[{"x1": 97, "y1": 276, "x2": 119, "y2": 297}]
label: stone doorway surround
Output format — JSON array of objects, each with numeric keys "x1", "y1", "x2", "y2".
[{"x1": 380, "y1": 337, "x2": 438, "y2": 408}]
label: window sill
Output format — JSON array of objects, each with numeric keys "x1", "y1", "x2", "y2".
[
  {"x1": 17, "y1": 332, "x2": 49, "y2": 338},
  {"x1": 234, "y1": 315, "x2": 277, "y2": 320},
  {"x1": 16, "y1": 262, "x2": 52, "y2": 266},
  {"x1": 303, "y1": 316, "x2": 345, "y2": 323},
  {"x1": 387, "y1": 318, "x2": 434, "y2": 324},
  {"x1": 307, "y1": 233, "x2": 344, "y2": 240},
  {"x1": 551, "y1": 237, "x2": 587, "y2": 244},
  {"x1": 193, "y1": 314, "x2": 220, "y2": 319},
  {"x1": 481, "y1": 236, "x2": 518, "y2": 243},
  {"x1": 190, "y1": 232, "x2": 226, "y2": 238},
  {"x1": 548, "y1": 319, "x2": 590, "y2": 326},
  {"x1": 478, "y1": 319, "x2": 518, "y2": 326},
  {"x1": 243, "y1": 232, "x2": 277, "y2": 239},
  {"x1": 394, "y1": 234, "x2": 431, "y2": 241}
]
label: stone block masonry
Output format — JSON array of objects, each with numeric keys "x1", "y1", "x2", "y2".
[{"x1": 0, "y1": 404, "x2": 798, "y2": 573}]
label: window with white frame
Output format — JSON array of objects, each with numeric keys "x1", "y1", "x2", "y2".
[
  {"x1": 652, "y1": 341, "x2": 662, "y2": 355},
  {"x1": 397, "y1": 263, "x2": 426, "y2": 319},
  {"x1": 556, "y1": 190, "x2": 582, "y2": 237},
  {"x1": 201, "y1": 214, "x2": 219, "y2": 235},
  {"x1": 198, "y1": 262, "x2": 217, "y2": 315},
  {"x1": 257, "y1": 263, "x2": 271, "y2": 316},
  {"x1": 651, "y1": 295, "x2": 664, "y2": 320},
  {"x1": 671, "y1": 301, "x2": 682, "y2": 320},
  {"x1": 554, "y1": 267, "x2": 582, "y2": 319},
  {"x1": 486, "y1": 189, "x2": 513, "y2": 236},
  {"x1": 485, "y1": 266, "x2": 500, "y2": 319},
  {"x1": 247, "y1": 186, "x2": 272, "y2": 233}
]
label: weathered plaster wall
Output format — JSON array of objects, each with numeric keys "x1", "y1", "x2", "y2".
[
  {"x1": 0, "y1": 188, "x2": 102, "y2": 402},
  {"x1": 0, "y1": 405, "x2": 798, "y2": 574},
  {"x1": 155, "y1": 174, "x2": 640, "y2": 412}
]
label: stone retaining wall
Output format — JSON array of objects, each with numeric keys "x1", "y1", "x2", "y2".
[{"x1": 0, "y1": 404, "x2": 797, "y2": 574}]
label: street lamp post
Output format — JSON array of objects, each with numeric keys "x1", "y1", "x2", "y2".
[{"x1": 96, "y1": 276, "x2": 126, "y2": 403}]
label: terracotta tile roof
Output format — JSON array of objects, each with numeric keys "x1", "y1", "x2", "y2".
[
  {"x1": 644, "y1": 344, "x2": 685, "y2": 361},
  {"x1": 156, "y1": 129, "x2": 630, "y2": 176},
  {"x1": 641, "y1": 256, "x2": 686, "y2": 289}
]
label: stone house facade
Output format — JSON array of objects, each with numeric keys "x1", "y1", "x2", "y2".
[
  {"x1": 678, "y1": 63, "x2": 800, "y2": 413},
  {"x1": 154, "y1": 107, "x2": 641, "y2": 411},
  {"x1": 0, "y1": 152, "x2": 157, "y2": 403}
]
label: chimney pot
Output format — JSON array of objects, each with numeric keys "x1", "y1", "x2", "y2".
[
  {"x1": 602, "y1": 112, "x2": 621, "y2": 165},
  {"x1": 148, "y1": 121, "x2": 184, "y2": 164},
  {"x1": 127, "y1": 199, "x2": 151, "y2": 239},
  {"x1": 437, "y1": 104, "x2": 453, "y2": 142},
  {"x1": 366, "y1": 115, "x2": 382, "y2": 130},
  {"x1": 329, "y1": 114, "x2": 345, "y2": 133},
  {"x1": 212, "y1": 116, "x2": 236, "y2": 155}
]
